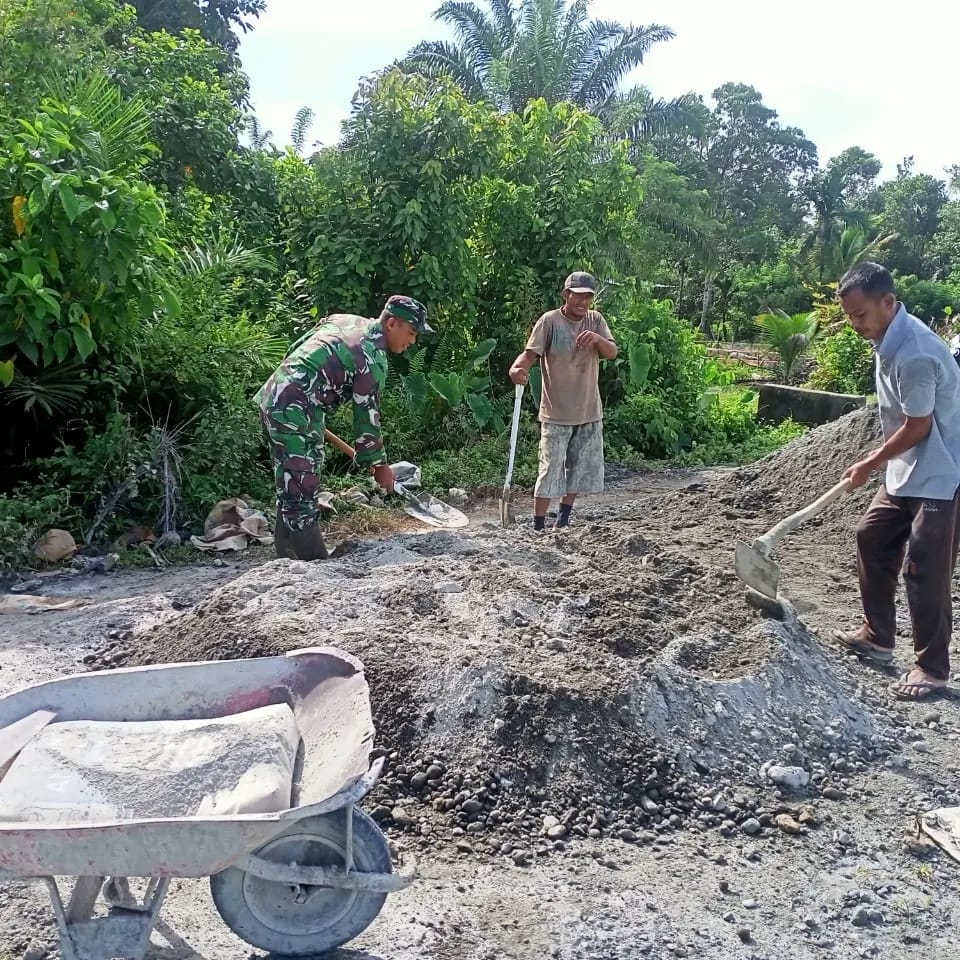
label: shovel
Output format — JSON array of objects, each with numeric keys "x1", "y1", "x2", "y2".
[
  {"x1": 500, "y1": 383, "x2": 524, "y2": 527},
  {"x1": 735, "y1": 478, "x2": 852, "y2": 598},
  {"x1": 323, "y1": 429, "x2": 468, "y2": 529}
]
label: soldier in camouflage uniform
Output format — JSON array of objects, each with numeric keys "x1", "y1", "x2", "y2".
[{"x1": 256, "y1": 295, "x2": 433, "y2": 560}]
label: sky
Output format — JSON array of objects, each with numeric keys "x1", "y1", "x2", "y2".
[{"x1": 238, "y1": 0, "x2": 959, "y2": 181}]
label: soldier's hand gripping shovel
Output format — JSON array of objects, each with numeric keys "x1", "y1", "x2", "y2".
[
  {"x1": 735, "y1": 478, "x2": 852, "y2": 598},
  {"x1": 500, "y1": 383, "x2": 524, "y2": 527},
  {"x1": 323, "y1": 429, "x2": 468, "y2": 529}
]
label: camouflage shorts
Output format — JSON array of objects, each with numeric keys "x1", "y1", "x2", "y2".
[{"x1": 534, "y1": 420, "x2": 604, "y2": 499}]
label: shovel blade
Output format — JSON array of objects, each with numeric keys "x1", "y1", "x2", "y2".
[
  {"x1": 499, "y1": 485, "x2": 515, "y2": 528},
  {"x1": 735, "y1": 541, "x2": 780, "y2": 599}
]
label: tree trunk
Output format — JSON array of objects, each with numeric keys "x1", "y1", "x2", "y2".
[{"x1": 699, "y1": 275, "x2": 714, "y2": 339}]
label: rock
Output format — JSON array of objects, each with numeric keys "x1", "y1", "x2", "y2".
[
  {"x1": 447, "y1": 488, "x2": 468, "y2": 505},
  {"x1": 461, "y1": 799, "x2": 484, "y2": 815},
  {"x1": 742, "y1": 900, "x2": 759, "y2": 910},
  {"x1": 741, "y1": 818, "x2": 762, "y2": 836},
  {"x1": 822, "y1": 786, "x2": 847, "y2": 801},
  {"x1": 738, "y1": 928, "x2": 752, "y2": 944},
  {"x1": 722, "y1": 911, "x2": 736, "y2": 923},
  {"x1": 922, "y1": 710, "x2": 942, "y2": 726},
  {"x1": 511, "y1": 850, "x2": 531, "y2": 867},
  {"x1": 425, "y1": 763, "x2": 444, "y2": 780},
  {"x1": 851, "y1": 906, "x2": 873, "y2": 928},
  {"x1": 23, "y1": 947, "x2": 46, "y2": 960},
  {"x1": 547, "y1": 824, "x2": 567, "y2": 840},
  {"x1": 455, "y1": 841, "x2": 474, "y2": 854},
  {"x1": 543, "y1": 815, "x2": 560, "y2": 831},
  {"x1": 766, "y1": 765, "x2": 810, "y2": 791},
  {"x1": 410, "y1": 772, "x2": 429, "y2": 789},
  {"x1": 33, "y1": 529, "x2": 77, "y2": 563},
  {"x1": 10, "y1": 578, "x2": 42, "y2": 594},
  {"x1": 435, "y1": 580, "x2": 464, "y2": 594},
  {"x1": 370, "y1": 805, "x2": 393, "y2": 823},
  {"x1": 544, "y1": 637, "x2": 568, "y2": 652},
  {"x1": 775, "y1": 814, "x2": 805, "y2": 836},
  {"x1": 618, "y1": 828, "x2": 638, "y2": 843}
]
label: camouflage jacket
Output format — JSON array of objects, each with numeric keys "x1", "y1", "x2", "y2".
[{"x1": 255, "y1": 314, "x2": 389, "y2": 468}]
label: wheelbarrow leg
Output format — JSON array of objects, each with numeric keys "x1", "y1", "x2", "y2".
[
  {"x1": 66, "y1": 875, "x2": 103, "y2": 923},
  {"x1": 43, "y1": 875, "x2": 171, "y2": 960}
]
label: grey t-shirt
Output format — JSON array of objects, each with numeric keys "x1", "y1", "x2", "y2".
[{"x1": 874, "y1": 304, "x2": 960, "y2": 499}]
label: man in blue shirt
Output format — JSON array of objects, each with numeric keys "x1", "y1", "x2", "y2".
[{"x1": 834, "y1": 262, "x2": 960, "y2": 700}]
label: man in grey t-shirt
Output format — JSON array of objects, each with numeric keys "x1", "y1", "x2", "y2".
[{"x1": 834, "y1": 262, "x2": 960, "y2": 700}]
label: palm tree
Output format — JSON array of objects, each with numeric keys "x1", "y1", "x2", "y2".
[
  {"x1": 402, "y1": 0, "x2": 685, "y2": 127},
  {"x1": 827, "y1": 225, "x2": 898, "y2": 281},
  {"x1": 756, "y1": 310, "x2": 819, "y2": 383}
]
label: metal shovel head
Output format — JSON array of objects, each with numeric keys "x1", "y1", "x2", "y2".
[
  {"x1": 735, "y1": 540, "x2": 780, "y2": 599},
  {"x1": 398, "y1": 485, "x2": 468, "y2": 529}
]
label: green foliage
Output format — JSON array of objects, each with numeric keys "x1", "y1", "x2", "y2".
[
  {"x1": 806, "y1": 324, "x2": 874, "y2": 395},
  {"x1": 126, "y1": 0, "x2": 266, "y2": 53},
  {"x1": 403, "y1": 0, "x2": 677, "y2": 118},
  {"x1": 897, "y1": 276, "x2": 960, "y2": 326},
  {"x1": 755, "y1": 309, "x2": 819, "y2": 383},
  {"x1": 0, "y1": 96, "x2": 175, "y2": 378},
  {"x1": 0, "y1": 488, "x2": 76, "y2": 576}
]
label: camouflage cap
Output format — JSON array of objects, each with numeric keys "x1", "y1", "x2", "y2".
[{"x1": 382, "y1": 295, "x2": 434, "y2": 334}]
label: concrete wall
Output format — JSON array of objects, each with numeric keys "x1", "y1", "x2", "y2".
[{"x1": 757, "y1": 383, "x2": 865, "y2": 427}]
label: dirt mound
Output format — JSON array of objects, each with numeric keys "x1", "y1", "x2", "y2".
[{"x1": 89, "y1": 409, "x2": 899, "y2": 861}]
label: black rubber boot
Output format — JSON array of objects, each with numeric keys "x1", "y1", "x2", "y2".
[
  {"x1": 274, "y1": 510, "x2": 297, "y2": 560},
  {"x1": 287, "y1": 522, "x2": 329, "y2": 561}
]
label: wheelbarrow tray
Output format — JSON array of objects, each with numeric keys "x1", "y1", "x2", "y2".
[{"x1": 0, "y1": 647, "x2": 380, "y2": 879}]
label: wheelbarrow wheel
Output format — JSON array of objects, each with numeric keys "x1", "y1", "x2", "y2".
[{"x1": 210, "y1": 806, "x2": 392, "y2": 956}]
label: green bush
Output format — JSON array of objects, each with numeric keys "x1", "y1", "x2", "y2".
[
  {"x1": 806, "y1": 325, "x2": 874, "y2": 395},
  {"x1": 0, "y1": 488, "x2": 76, "y2": 576}
]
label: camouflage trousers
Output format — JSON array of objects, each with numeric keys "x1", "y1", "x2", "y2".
[{"x1": 260, "y1": 396, "x2": 327, "y2": 532}]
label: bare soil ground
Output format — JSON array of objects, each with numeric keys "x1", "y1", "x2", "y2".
[{"x1": 2, "y1": 407, "x2": 960, "y2": 960}]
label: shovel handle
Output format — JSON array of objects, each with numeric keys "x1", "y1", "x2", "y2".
[
  {"x1": 504, "y1": 383, "x2": 524, "y2": 489},
  {"x1": 753, "y1": 478, "x2": 852, "y2": 556},
  {"x1": 324, "y1": 429, "x2": 358, "y2": 460}
]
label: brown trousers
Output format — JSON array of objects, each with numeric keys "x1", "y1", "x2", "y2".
[{"x1": 856, "y1": 484, "x2": 960, "y2": 680}]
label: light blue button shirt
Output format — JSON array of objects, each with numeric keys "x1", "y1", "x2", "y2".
[{"x1": 873, "y1": 304, "x2": 960, "y2": 499}]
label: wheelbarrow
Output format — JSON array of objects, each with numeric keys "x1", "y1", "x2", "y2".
[{"x1": 0, "y1": 647, "x2": 415, "y2": 959}]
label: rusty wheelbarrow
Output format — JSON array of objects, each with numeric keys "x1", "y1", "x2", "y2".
[{"x1": 0, "y1": 647, "x2": 415, "y2": 959}]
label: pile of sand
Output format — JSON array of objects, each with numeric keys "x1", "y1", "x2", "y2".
[{"x1": 81, "y1": 409, "x2": 903, "y2": 860}]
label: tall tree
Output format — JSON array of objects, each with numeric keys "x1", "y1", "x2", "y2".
[
  {"x1": 803, "y1": 147, "x2": 882, "y2": 282},
  {"x1": 933, "y1": 165, "x2": 960, "y2": 281},
  {"x1": 401, "y1": 0, "x2": 690, "y2": 133},
  {"x1": 688, "y1": 84, "x2": 817, "y2": 336},
  {"x1": 879, "y1": 157, "x2": 948, "y2": 277},
  {"x1": 124, "y1": 0, "x2": 265, "y2": 52}
]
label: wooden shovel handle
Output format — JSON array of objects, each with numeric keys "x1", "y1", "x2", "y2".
[
  {"x1": 754, "y1": 478, "x2": 852, "y2": 555},
  {"x1": 324, "y1": 428, "x2": 357, "y2": 460}
]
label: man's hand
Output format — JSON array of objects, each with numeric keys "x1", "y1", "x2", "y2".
[
  {"x1": 509, "y1": 364, "x2": 529, "y2": 385},
  {"x1": 842, "y1": 457, "x2": 877, "y2": 490},
  {"x1": 575, "y1": 330, "x2": 602, "y2": 349},
  {"x1": 372, "y1": 463, "x2": 395, "y2": 493}
]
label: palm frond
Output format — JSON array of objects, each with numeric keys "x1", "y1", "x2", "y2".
[
  {"x1": 179, "y1": 235, "x2": 276, "y2": 281},
  {"x1": 433, "y1": 1, "x2": 503, "y2": 69},
  {"x1": 290, "y1": 106, "x2": 315, "y2": 153},
  {"x1": 1, "y1": 363, "x2": 87, "y2": 418},
  {"x1": 574, "y1": 22, "x2": 675, "y2": 110},
  {"x1": 402, "y1": 41, "x2": 488, "y2": 100},
  {"x1": 42, "y1": 73, "x2": 153, "y2": 171}
]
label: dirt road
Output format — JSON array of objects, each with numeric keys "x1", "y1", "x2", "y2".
[{"x1": 1, "y1": 408, "x2": 959, "y2": 960}]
